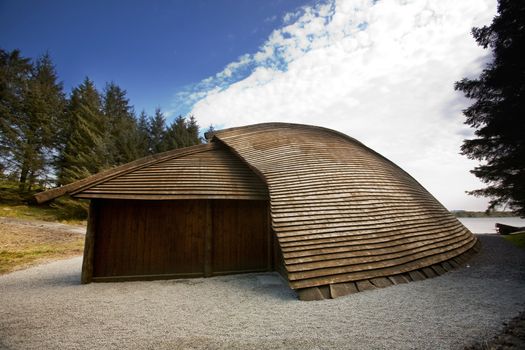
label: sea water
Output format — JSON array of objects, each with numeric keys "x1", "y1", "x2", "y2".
[{"x1": 457, "y1": 217, "x2": 525, "y2": 234}]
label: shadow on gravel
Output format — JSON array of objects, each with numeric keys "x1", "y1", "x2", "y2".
[
  {"x1": 161, "y1": 272, "x2": 298, "y2": 301},
  {"x1": 36, "y1": 270, "x2": 81, "y2": 288}
]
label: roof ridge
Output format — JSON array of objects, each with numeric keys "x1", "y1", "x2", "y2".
[
  {"x1": 212, "y1": 122, "x2": 448, "y2": 215},
  {"x1": 211, "y1": 122, "x2": 364, "y2": 145}
]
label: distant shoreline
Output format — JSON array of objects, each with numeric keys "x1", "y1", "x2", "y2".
[{"x1": 451, "y1": 211, "x2": 517, "y2": 218}]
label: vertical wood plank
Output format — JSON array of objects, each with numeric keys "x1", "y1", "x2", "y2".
[
  {"x1": 93, "y1": 199, "x2": 206, "y2": 278},
  {"x1": 81, "y1": 200, "x2": 96, "y2": 284},
  {"x1": 211, "y1": 200, "x2": 269, "y2": 274},
  {"x1": 204, "y1": 199, "x2": 213, "y2": 277},
  {"x1": 266, "y1": 205, "x2": 272, "y2": 272}
]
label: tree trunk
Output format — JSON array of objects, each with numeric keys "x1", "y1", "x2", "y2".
[{"x1": 18, "y1": 165, "x2": 28, "y2": 192}]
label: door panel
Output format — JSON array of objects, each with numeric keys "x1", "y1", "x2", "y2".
[
  {"x1": 92, "y1": 199, "x2": 270, "y2": 279},
  {"x1": 93, "y1": 200, "x2": 206, "y2": 278},
  {"x1": 212, "y1": 200, "x2": 269, "y2": 274}
]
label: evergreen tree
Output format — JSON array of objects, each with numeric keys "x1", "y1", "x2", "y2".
[
  {"x1": 0, "y1": 50, "x2": 65, "y2": 190},
  {"x1": 455, "y1": 0, "x2": 525, "y2": 216},
  {"x1": 148, "y1": 108, "x2": 167, "y2": 154},
  {"x1": 165, "y1": 115, "x2": 187, "y2": 149},
  {"x1": 203, "y1": 124, "x2": 216, "y2": 143},
  {"x1": 0, "y1": 49, "x2": 32, "y2": 177},
  {"x1": 1, "y1": 49, "x2": 207, "y2": 188},
  {"x1": 164, "y1": 115, "x2": 201, "y2": 149},
  {"x1": 102, "y1": 82, "x2": 139, "y2": 164},
  {"x1": 186, "y1": 115, "x2": 201, "y2": 145},
  {"x1": 58, "y1": 78, "x2": 107, "y2": 185},
  {"x1": 136, "y1": 110, "x2": 150, "y2": 157},
  {"x1": 22, "y1": 53, "x2": 66, "y2": 189}
]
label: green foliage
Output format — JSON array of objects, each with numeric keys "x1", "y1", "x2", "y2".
[
  {"x1": 0, "y1": 180, "x2": 87, "y2": 222},
  {"x1": 50, "y1": 196, "x2": 89, "y2": 221},
  {"x1": 103, "y1": 82, "x2": 140, "y2": 164},
  {"x1": 0, "y1": 50, "x2": 65, "y2": 191},
  {"x1": 504, "y1": 233, "x2": 525, "y2": 249},
  {"x1": 58, "y1": 78, "x2": 108, "y2": 185},
  {"x1": 451, "y1": 210, "x2": 515, "y2": 218},
  {"x1": 0, "y1": 180, "x2": 43, "y2": 204},
  {"x1": 455, "y1": 0, "x2": 525, "y2": 217},
  {"x1": 164, "y1": 114, "x2": 201, "y2": 149},
  {"x1": 204, "y1": 124, "x2": 216, "y2": 143},
  {"x1": 1, "y1": 48, "x2": 204, "y2": 198},
  {"x1": 0, "y1": 50, "x2": 32, "y2": 173},
  {"x1": 136, "y1": 110, "x2": 150, "y2": 157},
  {"x1": 148, "y1": 108, "x2": 168, "y2": 153}
]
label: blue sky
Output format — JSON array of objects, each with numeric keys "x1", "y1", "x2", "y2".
[
  {"x1": 1, "y1": 0, "x2": 499, "y2": 211},
  {"x1": 0, "y1": 0, "x2": 312, "y2": 116}
]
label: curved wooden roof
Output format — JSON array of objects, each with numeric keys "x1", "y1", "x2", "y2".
[
  {"x1": 36, "y1": 122, "x2": 477, "y2": 299},
  {"x1": 35, "y1": 143, "x2": 268, "y2": 203},
  {"x1": 73, "y1": 144, "x2": 268, "y2": 200},
  {"x1": 210, "y1": 123, "x2": 477, "y2": 293}
]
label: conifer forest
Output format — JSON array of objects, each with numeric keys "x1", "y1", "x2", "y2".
[{"x1": 0, "y1": 49, "x2": 203, "y2": 193}]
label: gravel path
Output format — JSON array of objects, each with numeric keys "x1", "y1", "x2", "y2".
[
  {"x1": 1, "y1": 235, "x2": 524, "y2": 350},
  {"x1": 0, "y1": 216, "x2": 86, "y2": 235}
]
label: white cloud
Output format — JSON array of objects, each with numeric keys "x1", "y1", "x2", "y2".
[
  {"x1": 187, "y1": 0, "x2": 497, "y2": 211},
  {"x1": 264, "y1": 15, "x2": 277, "y2": 23}
]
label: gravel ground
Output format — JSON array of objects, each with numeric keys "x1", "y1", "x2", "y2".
[
  {"x1": 1, "y1": 235, "x2": 524, "y2": 350},
  {"x1": 465, "y1": 311, "x2": 525, "y2": 349}
]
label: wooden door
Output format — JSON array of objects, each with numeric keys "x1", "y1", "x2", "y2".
[
  {"x1": 211, "y1": 200, "x2": 270, "y2": 274},
  {"x1": 93, "y1": 200, "x2": 206, "y2": 279},
  {"x1": 91, "y1": 199, "x2": 271, "y2": 281}
]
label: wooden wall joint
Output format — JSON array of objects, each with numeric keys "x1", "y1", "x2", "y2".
[
  {"x1": 204, "y1": 199, "x2": 213, "y2": 277},
  {"x1": 81, "y1": 200, "x2": 97, "y2": 284}
]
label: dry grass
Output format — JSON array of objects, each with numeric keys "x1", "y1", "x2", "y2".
[
  {"x1": 0, "y1": 204, "x2": 86, "y2": 225},
  {"x1": 0, "y1": 221, "x2": 84, "y2": 275}
]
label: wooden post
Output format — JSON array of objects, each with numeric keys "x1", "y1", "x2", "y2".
[
  {"x1": 81, "y1": 200, "x2": 96, "y2": 284},
  {"x1": 266, "y1": 204, "x2": 272, "y2": 272},
  {"x1": 204, "y1": 200, "x2": 213, "y2": 277}
]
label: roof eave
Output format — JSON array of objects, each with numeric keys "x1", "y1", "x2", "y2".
[{"x1": 34, "y1": 143, "x2": 216, "y2": 204}]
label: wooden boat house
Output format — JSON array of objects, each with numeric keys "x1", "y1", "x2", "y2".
[{"x1": 36, "y1": 123, "x2": 479, "y2": 300}]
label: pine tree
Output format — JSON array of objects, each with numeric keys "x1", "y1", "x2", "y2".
[
  {"x1": 102, "y1": 82, "x2": 139, "y2": 164},
  {"x1": 136, "y1": 110, "x2": 150, "y2": 157},
  {"x1": 186, "y1": 115, "x2": 201, "y2": 146},
  {"x1": 165, "y1": 115, "x2": 187, "y2": 149},
  {"x1": 148, "y1": 108, "x2": 167, "y2": 154},
  {"x1": 204, "y1": 124, "x2": 216, "y2": 143},
  {"x1": 164, "y1": 115, "x2": 201, "y2": 150},
  {"x1": 0, "y1": 50, "x2": 65, "y2": 191},
  {"x1": 22, "y1": 53, "x2": 66, "y2": 189},
  {"x1": 58, "y1": 78, "x2": 107, "y2": 185},
  {"x1": 455, "y1": 0, "x2": 525, "y2": 216},
  {"x1": 0, "y1": 49, "x2": 32, "y2": 178}
]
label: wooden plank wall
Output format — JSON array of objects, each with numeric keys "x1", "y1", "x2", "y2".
[
  {"x1": 212, "y1": 200, "x2": 269, "y2": 275},
  {"x1": 213, "y1": 123, "x2": 478, "y2": 296},
  {"x1": 81, "y1": 200, "x2": 97, "y2": 283},
  {"x1": 93, "y1": 200, "x2": 207, "y2": 279},
  {"x1": 91, "y1": 199, "x2": 273, "y2": 281}
]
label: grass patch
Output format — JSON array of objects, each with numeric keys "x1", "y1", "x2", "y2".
[
  {"x1": 0, "y1": 180, "x2": 87, "y2": 224},
  {"x1": 0, "y1": 203, "x2": 86, "y2": 225},
  {"x1": 1, "y1": 203, "x2": 60, "y2": 221},
  {"x1": 504, "y1": 232, "x2": 525, "y2": 249},
  {"x1": 0, "y1": 222, "x2": 84, "y2": 275}
]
